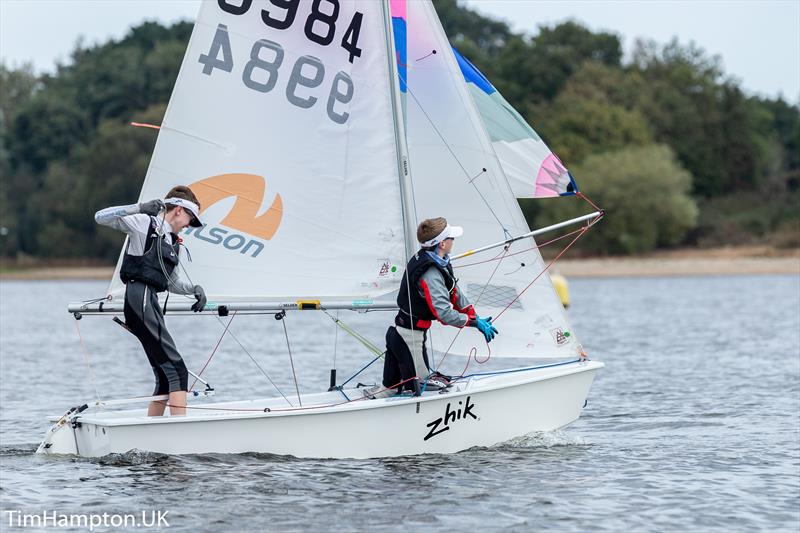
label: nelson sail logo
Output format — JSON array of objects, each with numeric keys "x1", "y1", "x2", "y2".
[
  {"x1": 183, "y1": 173, "x2": 283, "y2": 258},
  {"x1": 424, "y1": 396, "x2": 478, "y2": 441}
]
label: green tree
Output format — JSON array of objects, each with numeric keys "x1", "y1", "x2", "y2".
[
  {"x1": 0, "y1": 62, "x2": 40, "y2": 256},
  {"x1": 535, "y1": 63, "x2": 654, "y2": 165},
  {"x1": 533, "y1": 145, "x2": 699, "y2": 255},
  {"x1": 31, "y1": 105, "x2": 164, "y2": 259},
  {"x1": 499, "y1": 21, "x2": 622, "y2": 106},
  {"x1": 628, "y1": 39, "x2": 731, "y2": 196}
]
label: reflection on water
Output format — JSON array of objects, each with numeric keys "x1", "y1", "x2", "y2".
[{"x1": 1, "y1": 276, "x2": 799, "y2": 531}]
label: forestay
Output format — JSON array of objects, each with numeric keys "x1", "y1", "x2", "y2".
[
  {"x1": 401, "y1": 0, "x2": 582, "y2": 359},
  {"x1": 107, "y1": 0, "x2": 407, "y2": 303}
]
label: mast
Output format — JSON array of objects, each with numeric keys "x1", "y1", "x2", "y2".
[{"x1": 381, "y1": 0, "x2": 417, "y2": 260}]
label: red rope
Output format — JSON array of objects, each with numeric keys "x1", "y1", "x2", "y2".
[
  {"x1": 451, "y1": 199, "x2": 604, "y2": 374},
  {"x1": 494, "y1": 224, "x2": 593, "y2": 322},
  {"x1": 435, "y1": 246, "x2": 510, "y2": 372},
  {"x1": 130, "y1": 122, "x2": 161, "y2": 130},
  {"x1": 577, "y1": 191, "x2": 601, "y2": 211}
]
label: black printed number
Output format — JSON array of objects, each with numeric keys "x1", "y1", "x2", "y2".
[
  {"x1": 340, "y1": 12, "x2": 363, "y2": 63},
  {"x1": 217, "y1": 0, "x2": 252, "y2": 16},
  {"x1": 304, "y1": 0, "x2": 339, "y2": 46},
  {"x1": 242, "y1": 40, "x2": 284, "y2": 93},
  {"x1": 261, "y1": 0, "x2": 298, "y2": 30}
]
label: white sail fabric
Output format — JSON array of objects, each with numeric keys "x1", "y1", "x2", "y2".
[
  {"x1": 404, "y1": 0, "x2": 582, "y2": 359},
  {"x1": 108, "y1": 0, "x2": 406, "y2": 302},
  {"x1": 452, "y1": 48, "x2": 577, "y2": 199}
]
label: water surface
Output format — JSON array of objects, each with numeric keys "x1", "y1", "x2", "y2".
[{"x1": 1, "y1": 276, "x2": 798, "y2": 531}]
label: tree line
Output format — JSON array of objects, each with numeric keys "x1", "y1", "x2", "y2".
[{"x1": 1, "y1": 0, "x2": 797, "y2": 260}]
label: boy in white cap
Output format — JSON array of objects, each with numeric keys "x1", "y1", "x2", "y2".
[
  {"x1": 94, "y1": 185, "x2": 207, "y2": 416},
  {"x1": 365, "y1": 218, "x2": 498, "y2": 398}
]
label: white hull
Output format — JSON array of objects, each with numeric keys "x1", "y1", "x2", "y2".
[{"x1": 38, "y1": 360, "x2": 602, "y2": 459}]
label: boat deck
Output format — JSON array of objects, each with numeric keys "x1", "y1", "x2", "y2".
[{"x1": 66, "y1": 360, "x2": 599, "y2": 426}]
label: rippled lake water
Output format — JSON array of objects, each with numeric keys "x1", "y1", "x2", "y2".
[{"x1": 1, "y1": 275, "x2": 798, "y2": 532}]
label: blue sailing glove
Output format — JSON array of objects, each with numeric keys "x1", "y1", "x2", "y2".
[{"x1": 473, "y1": 316, "x2": 498, "y2": 343}]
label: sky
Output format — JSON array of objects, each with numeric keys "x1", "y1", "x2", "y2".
[{"x1": 1, "y1": 0, "x2": 798, "y2": 102}]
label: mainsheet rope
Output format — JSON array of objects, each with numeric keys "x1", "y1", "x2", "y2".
[{"x1": 437, "y1": 193, "x2": 604, "y2": 377}]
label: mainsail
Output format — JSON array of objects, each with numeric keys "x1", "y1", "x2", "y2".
[
  {"x1": 108, "y1": 0, "x2": 408, "y2": 303},
  {"x1": 100, "y1": 0, "x2": 585, "y2": 359},
  {"x1": 400, "y1": 0, "x2": 582, "y2": 359}
]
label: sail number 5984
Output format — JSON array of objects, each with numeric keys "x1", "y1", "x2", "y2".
[
  {"x1": 217, "y1": 0, "x2": 363, "y2": 63},
  {"x1": 199, "y1": 24, "x2": 354, "y2": 125}
]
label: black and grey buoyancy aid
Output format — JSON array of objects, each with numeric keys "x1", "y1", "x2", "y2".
[
  {"x1": 120, "y1": 217, "x2": 180, "y2": 292},
  {"x1": 395, "y1": 250, "x2": 457, "y2": 330}
]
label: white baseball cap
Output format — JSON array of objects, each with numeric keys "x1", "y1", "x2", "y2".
[
  {"x1": 420, "y1": 224, "x2": 463, "y2": 247},
  {"x1": 164, "y1": 197, "x2": 203, "y2": 227}
]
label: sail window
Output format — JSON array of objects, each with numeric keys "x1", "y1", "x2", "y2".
[{"x1": 466, "y1": 284, "x2": 523, "y2": 310}]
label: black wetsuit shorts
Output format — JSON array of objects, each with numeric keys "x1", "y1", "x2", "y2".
[{"x1": 123, "y1": 280, "x2": 188, "y2": 395}]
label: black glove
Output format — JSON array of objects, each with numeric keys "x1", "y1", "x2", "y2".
[
  {"x1": 191, "y1": 285, "x2": 207, "y2": 312},
  {"x1": 139, "y1": 199, "x2": 165, "y2": 216}
]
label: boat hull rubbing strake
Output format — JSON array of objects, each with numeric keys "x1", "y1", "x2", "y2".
[{"x1": 37, "y1": 361, "x2": 602, "y2": 459}]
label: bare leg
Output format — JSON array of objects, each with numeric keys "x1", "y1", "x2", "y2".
[
  {"x1": 148, "y1": 400, "x2": 167, "y2": 417},
  {"x1": 168, "y1": 391, "x2": 187, "y2": 416}
]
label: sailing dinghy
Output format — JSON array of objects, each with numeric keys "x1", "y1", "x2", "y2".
[{"x1": 38, "y1": 0, "x2": 603, "y2": 459}]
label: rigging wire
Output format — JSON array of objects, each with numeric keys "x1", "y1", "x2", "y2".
[
  {"x1": 280, "y1": 317, "x2": 302, "y2": 407},
  {"x1": 190, "y1": 312, "x2": 235, "y2": 391},
  {"x1": 398, "y1": 75, "x2": 510, "y2": 237},
  {"x1": 332, "y1": 309, "x2": 340, "y2": 371},
  {"x1": 433, "y1": 243, "x2": 510, "y2": 375},
  {"x1": 435, "y1": 193, "x2": 604, "y2": 376},
  {"x1": 74, "y1": 320, "x2": 101, "y2": 402},
  {"x1": 214, "y1": 316, "x2": 293, "y2": 407},
  {"x1": 155, "y1": 356, "x2": 586, "y2": 415},
  {"x1": 157, "y1": 376, "x2": 423, "y2": 414},
  {"x1": 494, "y1": 218, "x2": 600, "y2": 323},
  {"x1": 453, "y1": 226, "x2": 587, "y2": 269},
  {"x1": 322, "y1": 309, "x2": 385, "y2": 358}
]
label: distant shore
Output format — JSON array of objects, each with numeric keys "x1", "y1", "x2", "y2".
[
  {"x1": 1, "y1": 246, "x2": 797, "y2": 280},
  {"x1": 555, "y1": 246, "x2": 799, "y2": 278}
]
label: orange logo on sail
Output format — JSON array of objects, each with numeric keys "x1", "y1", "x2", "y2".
[{"x1": 189, "y1": 173, "x2": 283, "y2": 240}]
